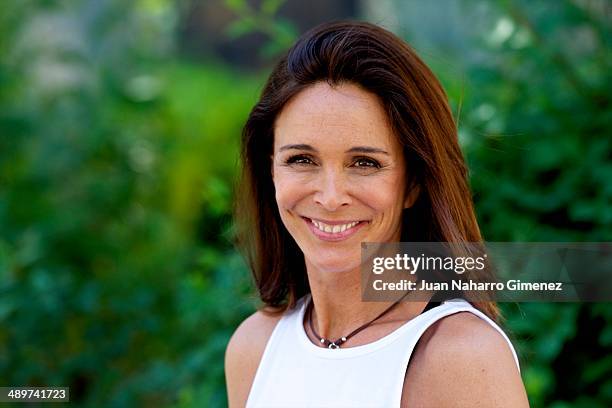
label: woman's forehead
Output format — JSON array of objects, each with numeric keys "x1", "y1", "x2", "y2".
[{"x1": 274, "y1": 82, "x2": 397, "y2": 150}]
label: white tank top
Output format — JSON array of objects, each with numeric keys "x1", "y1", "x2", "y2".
[{"x1": 246, "y1": 294, "x2": 520, "y2": 407}]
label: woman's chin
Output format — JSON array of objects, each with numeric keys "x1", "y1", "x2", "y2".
[{"x1": 307, "y1": 256, "x2": 362, "y2": 275}]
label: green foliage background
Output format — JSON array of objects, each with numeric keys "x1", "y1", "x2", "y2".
[{"x1": 0, "y1": 0, "x2": 610, "y2": 407}]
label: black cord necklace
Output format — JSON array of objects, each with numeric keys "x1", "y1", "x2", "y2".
[{"x1": 306, "y1": 291, "x2": 411, "y2": 349}]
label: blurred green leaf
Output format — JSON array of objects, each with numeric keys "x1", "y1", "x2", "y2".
[
  {"x1": 225, "y1": 17, "x2": 256, "y2": 39},
  {"x1": 224, "y1": 0, "x2": 248, "y2": 13},
  {"x1": 262, "y1": 0, "x2": 285, "y2": 16}
]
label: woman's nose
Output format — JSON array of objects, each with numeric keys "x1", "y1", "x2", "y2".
[{"x1": 313, "y1": 169, "x2": 352, "y2": 211}]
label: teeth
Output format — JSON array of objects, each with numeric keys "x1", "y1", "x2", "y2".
[{"x1": 310, "y1": 219, "x2": 359, "y2": 234}]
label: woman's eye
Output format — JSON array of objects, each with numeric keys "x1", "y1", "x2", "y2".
[
  {"x1": 286, "y1": 155, "x2": 315, "y2": 165},
  {"x1": 353, "y1": 157, "x2": 381, "y2": 168}
]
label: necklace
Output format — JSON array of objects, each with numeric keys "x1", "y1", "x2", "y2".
[{"x1": 306, "y1": 292, "x2": 411, "y2": 349}]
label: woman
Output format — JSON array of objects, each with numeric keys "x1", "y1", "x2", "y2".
[{"x1": 225, "y1": 21, "x2": 529, "y2": 407}]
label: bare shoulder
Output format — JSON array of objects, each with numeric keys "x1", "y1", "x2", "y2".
[
  {"x1": 402, "y1": 311, "x2": 529, "y2": 408},
  {"x1": 225, "y1": 308, "x2": 284, "y2": 408}
]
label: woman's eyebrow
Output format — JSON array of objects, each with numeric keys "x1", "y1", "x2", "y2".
[
  {"x1": 346, "y1": 146, "x2": 389, "y2": 155},
  {"x1": 278, "y1": 144, "x2": 389, "y2": 155},
  {"x1": 279, "y1": 144, "x2": 315, "y2": 152}
]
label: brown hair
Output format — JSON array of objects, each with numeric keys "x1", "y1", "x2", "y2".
[{"x1": 236, "y1": 21, "x2": 499, "y2": 320}]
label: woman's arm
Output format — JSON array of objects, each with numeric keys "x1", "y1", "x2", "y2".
[{"x1": 402, "y1": 311, "x2": 530, "y2": 407}]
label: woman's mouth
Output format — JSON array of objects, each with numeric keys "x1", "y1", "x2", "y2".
[{"x1": 303, "y1": 217, "x2": 367, "y2": 241}]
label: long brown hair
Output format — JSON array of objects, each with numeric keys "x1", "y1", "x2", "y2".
[{"x1": 236, "y1": 21, "x2": 499, "y2": 320}]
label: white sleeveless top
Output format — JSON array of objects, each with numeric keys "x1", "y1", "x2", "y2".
[{"x1": 246, "y1": 294, "x2": 520, "y2": 408}]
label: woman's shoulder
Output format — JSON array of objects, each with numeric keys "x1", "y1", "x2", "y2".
[
  {"x1": 224, "y1": 308, "x2": 285, "y2": 407},
  {"x1": 401, "y1": 310, "x2": 529, "y2": 407},
  {"x1": 228, "y1": 308, "x2": 285, "y2": 353}
]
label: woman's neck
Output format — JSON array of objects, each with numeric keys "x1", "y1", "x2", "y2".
[{"x1": 305, "y1": 262, "x2": 427, "y2": 343}]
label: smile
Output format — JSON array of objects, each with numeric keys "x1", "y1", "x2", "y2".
[
  {"x1": 312, "y1": 219, "x2": 359, "y2": 233},
  {"x1": 303, "y1": 217, "x2": 367, "y2": 241}
]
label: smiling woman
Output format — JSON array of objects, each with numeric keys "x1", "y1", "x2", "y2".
[
  {"x1": 226, "y1": 21, "x2": 529, "y2": 407},
  {"x1": 272, "y1": 82, "x2": 414, "y2": 270}
]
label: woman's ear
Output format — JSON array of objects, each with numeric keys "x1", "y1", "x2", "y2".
[
  {"x1": 403, "y1": 183, "x2": 420, "y2": 209},
  {"x1": 270, "y1": 155, "x2": 275, "y2": 181}
]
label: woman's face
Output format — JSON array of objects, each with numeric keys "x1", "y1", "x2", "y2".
[{"x1": 272, "y1": 81, "x2": 415, "y2": 274}]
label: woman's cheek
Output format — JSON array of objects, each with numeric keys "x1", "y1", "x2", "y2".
[
  {"x1": 273, "y1": 172, "x2": 311, "y2": 210},
  {"x1": 352, "y1": 177, "x2": 395, "y2": 208}
]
